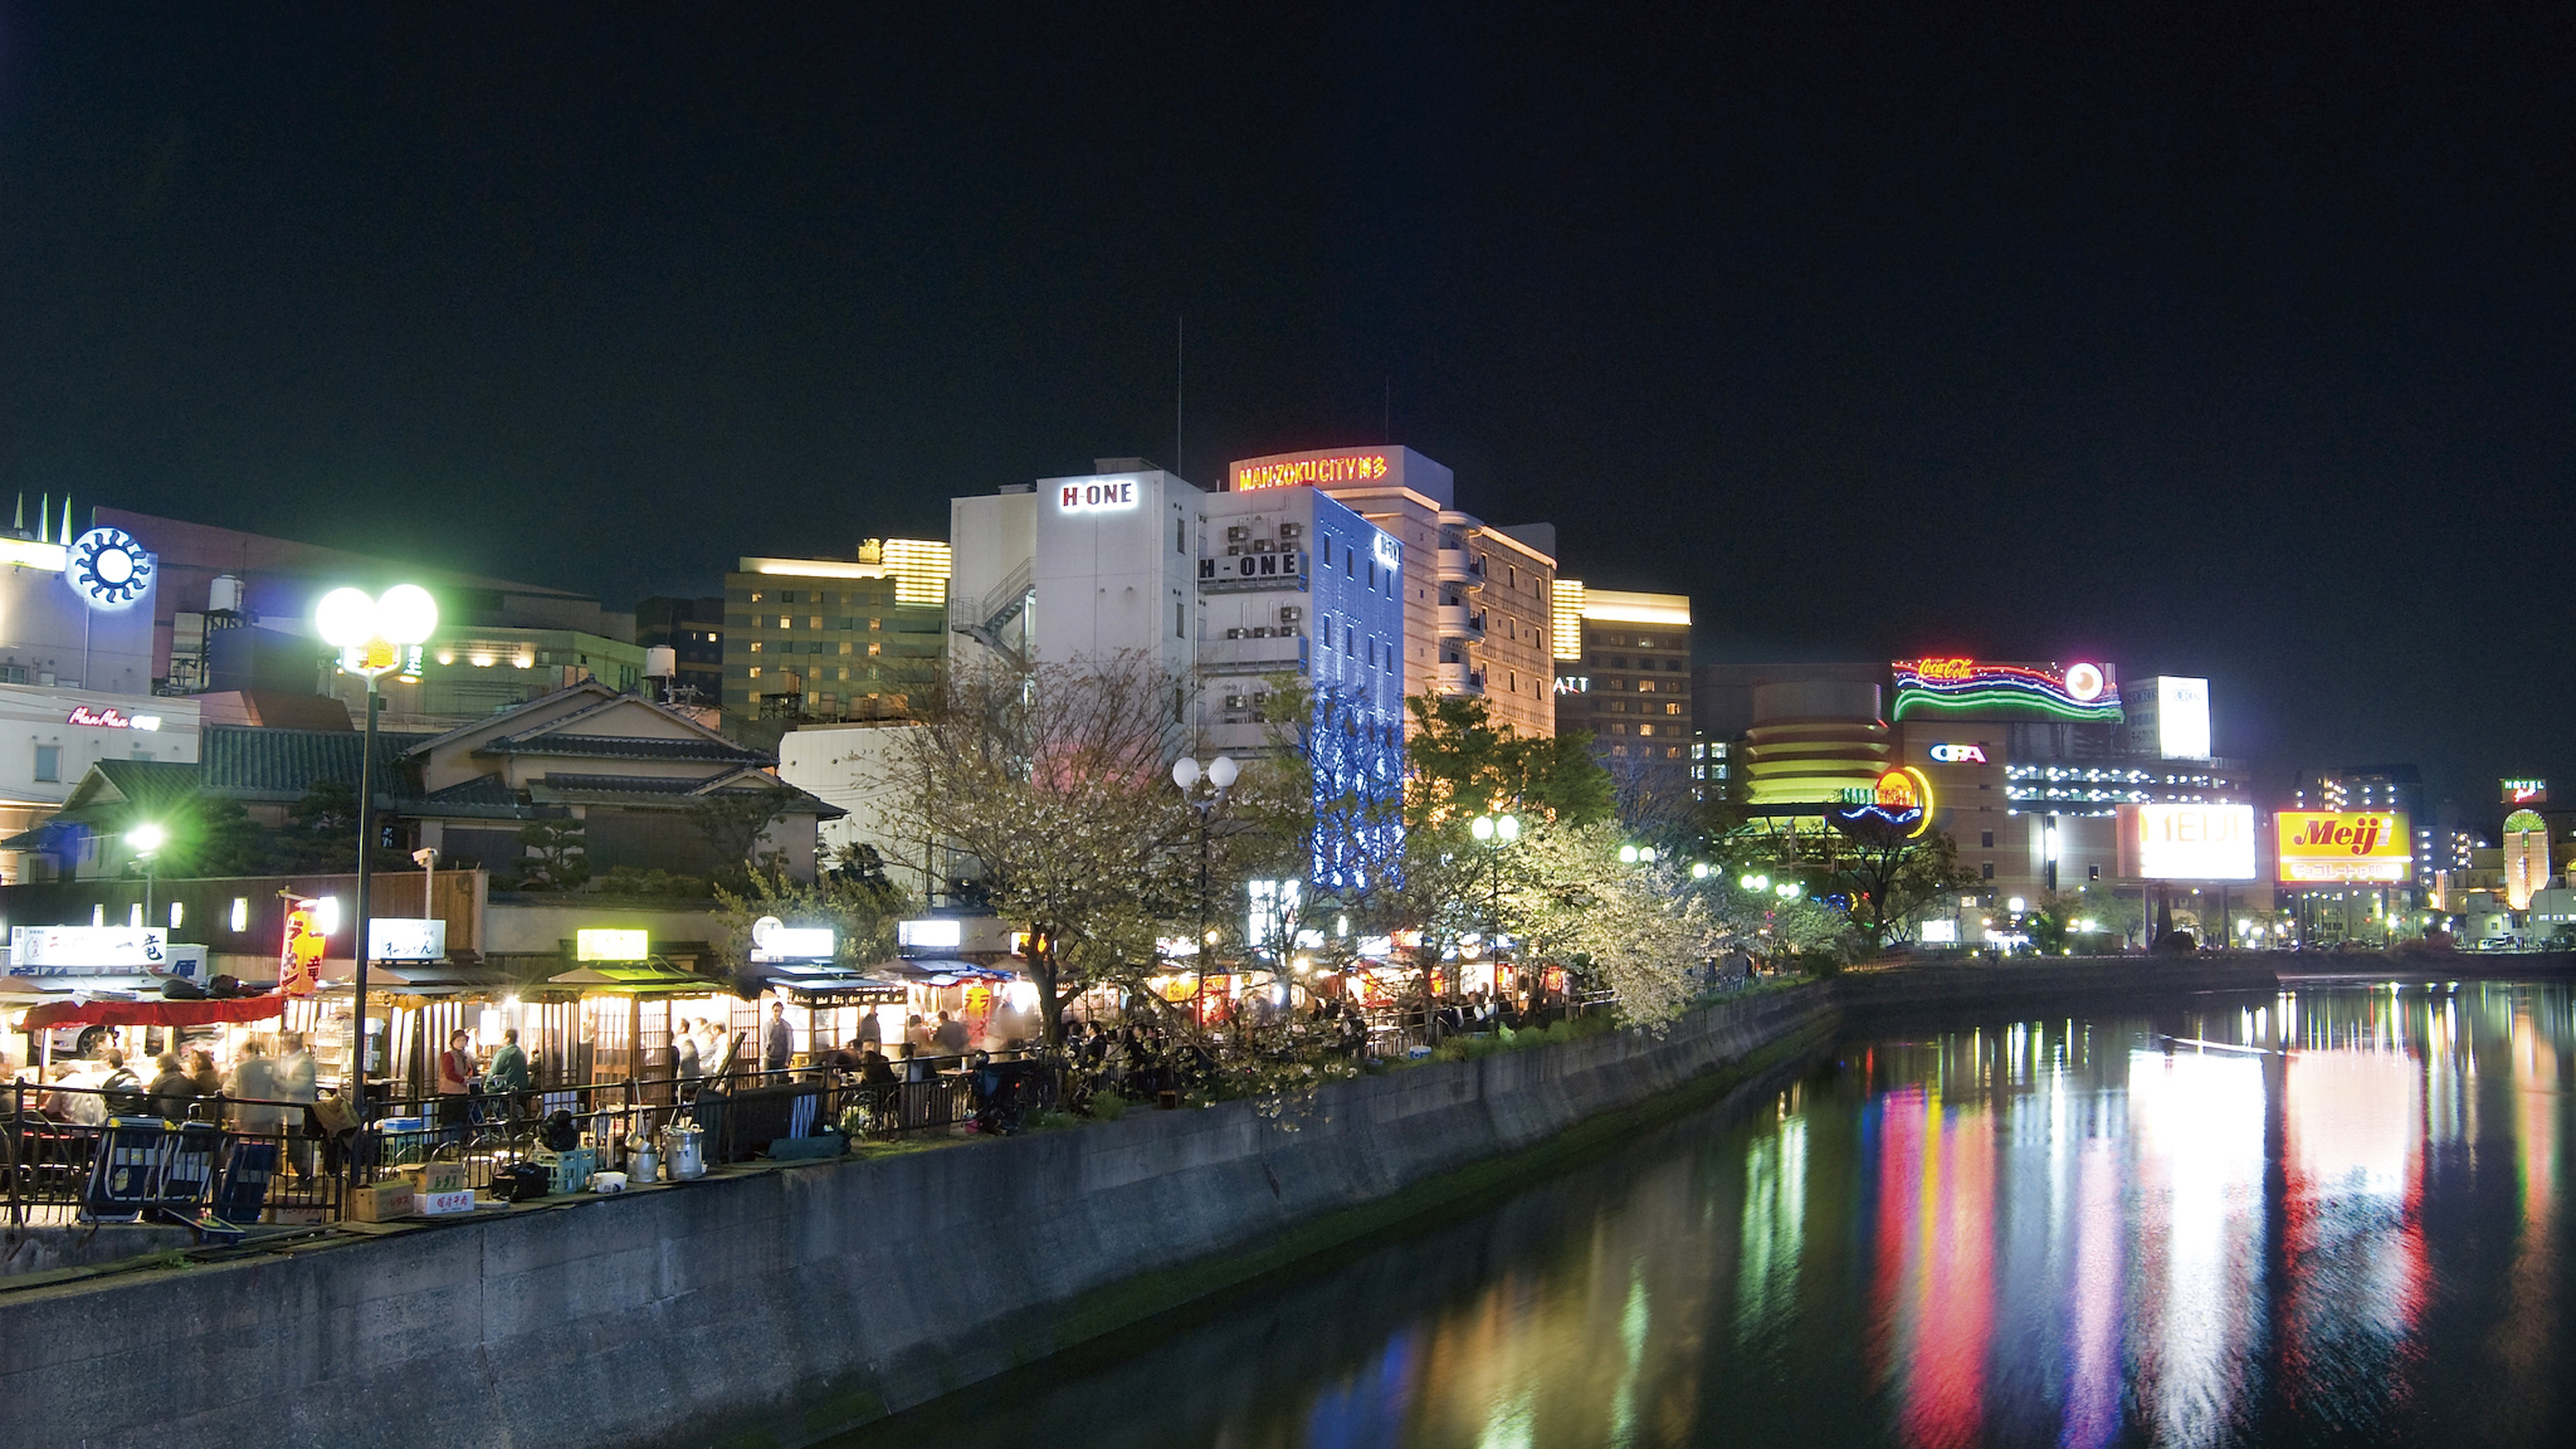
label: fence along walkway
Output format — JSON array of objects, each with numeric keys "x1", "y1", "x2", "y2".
[{"x1": 5, "y1": 1058, "x2": 1057, "y2": 1230}]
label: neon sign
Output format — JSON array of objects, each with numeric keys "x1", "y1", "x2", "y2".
[
  {"x1": 1234, "y1": 453, "x2": 1392, "y2": 491},
  {"x1": 1926, "y1": 743, "x2": 1987, "y2": 764},
  {"x1": 1830, "y1": 766, "x2": 1934, "y2": 837},
  {"x1": 1057, "y1": 479, "x2": 1138, "y2": 513},
  {"x1": 69, "y1": 528, "x2": 153, "y2": 610},
  {"x1": 1891, "y1": 658, "x2": 2121, "y2": 722},
  {"x1": 2502, "y1": 778, "x2": 2547, "y2": 805},
  {"x1": 65, "y1": 706, "x2": 162, "y2": 730}
]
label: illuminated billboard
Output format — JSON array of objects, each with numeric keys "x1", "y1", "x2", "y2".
[
  {"x1": 2274, "y1": 811, "x2": 2412, "y2": 885},
  {"x1": 1890, "y1": 658, "x2": 2122, "y2": 722},
  {"x1": 1828, "y1": 766, "x2": 1934, "y2": 837},
  {"x1": 2503, "y1": 809, "x2": 2549, "y2": 911},
  {"x1": 575, "y1": 928, "x2": 650, "y2": 962},
  {"x1": 2502, "y1": 778, "x2": 2547, "y2": 805},
  {"x1": 2117, "y1": 803, "x2": 2256, "y2": 881},
  {"x1": 2151, "y1": 677, "x2": 2211, "y2": 759},
  {"x1": 1231, "y1": 451, "x2": 1392, "y2": 491}
]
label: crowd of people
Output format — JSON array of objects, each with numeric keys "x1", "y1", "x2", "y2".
[{"x1": 7, "y1": 1030, "x2": 331, "y2": 1181}]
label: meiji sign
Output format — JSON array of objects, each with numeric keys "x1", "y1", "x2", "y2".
[
  {"x1": 1058, "y1": 479, "x2": 1138, "y2": 513},
  {"x1": 2117, "y1": 803, "x2": 2256, "y2": 881},
  {"x1": 2274, "y1": 810, "x2": 2412, "y2": 885}
]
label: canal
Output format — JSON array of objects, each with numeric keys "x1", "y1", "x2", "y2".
[{"x1": 836, "y1": 981, "x2": 2571, "y2": 1448}]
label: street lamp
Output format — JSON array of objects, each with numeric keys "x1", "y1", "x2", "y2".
[
  {"x1": 1172, "y1": 755, "x2": 1237, "y2": 1031},
  {"x1": 1471, "y1": 813, "x2": 1519, "y2": 1018},
  {"x1": 129, "y1": 821, "x2": 166, "y2": 934},
  {"x1": 315, "y1": 583, "x2": 439, "y2": 1122}
]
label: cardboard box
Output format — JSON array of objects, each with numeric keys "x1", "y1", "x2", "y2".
[
  {"x1": 406, "y1": 1161, "x2": 468, "y2": 1196},
  {"x1": 418, "y1": 1188, "x2": 476, "y2": 1216},
  {"x1": 346, "y1": 1181, "x2": 415, "y2": 1222}
]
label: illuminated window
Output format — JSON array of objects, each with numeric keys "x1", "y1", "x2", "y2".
[
  {"x1": 1637, "y1": 680, "x2": 1657, "y2": 693},
  {"x1": 868, "y1": 643, "x2": 882, "y2": 656},
  {"x1": 749, "y1": 641, "x2": 762, "y2": 652},
  {"x1": 229, "y1": 897, "x2": 248, "y2": 932},
  {"x1": 839, "y1": 641, "x2": 852, "y2": 654},
  {"x1": 749, "y1": 591, "x2": 763, "y2": 603},
  {"x1": 809, "y1": 616, "x2": 822, "y2": 629},
  {"x1": 778, "y1": 616, "x2": 791, "y2": 628},
  {"x1": 748, "y1": 667, "x2": 761, "y2": 679},
  {"x1": 869, "y1": 618, "x2": 881, "y2": 630},
  {"x1": 1664, "y1": 703, "x2": 1681, "y2": 715}
]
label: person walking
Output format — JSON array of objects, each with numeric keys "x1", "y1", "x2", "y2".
[
  {"x1": 226, "y1": 1037, "x2": 286, "y2": 1138},
  {"x1": 675, "y1": 1018, "x2": 702, "y2": 1091},
  {"x1": 275, "y1": 1032, "x2": 320, "y2": 1180}
]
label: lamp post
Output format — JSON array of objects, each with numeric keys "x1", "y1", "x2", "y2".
[
  {"x1": 129, "y1": 822, "x2": 166, "y2": 934},
  {"x1": 315, "y1": 583, "x2": 439, "y2": 1123},
  {"x1": 1171, "y1": 754, "x2": 1237, "y2": 1033},
  {"x1": 1470, "y1": 813, "x2": 1519, "y2": 1014}
]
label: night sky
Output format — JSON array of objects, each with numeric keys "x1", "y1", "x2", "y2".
[{"x1": 3, "y1": 4, "x2": 2569, "y2": 820}]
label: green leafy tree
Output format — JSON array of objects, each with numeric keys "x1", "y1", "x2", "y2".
[
  {"x1": 686, "y1": 786, "x2": 801, "y2": 885},
  {"x1": 1405, "y1": 694, "x2": 1614, "y2": 828},
  {"x1": 712, "y1": 862, "x2": 913, "y2": 981}
]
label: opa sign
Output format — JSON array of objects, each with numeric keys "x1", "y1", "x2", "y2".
[
  {"x1": 1058, "y1": 479, "x2": 1138, "y2": 513},
  {"x1": 1927, "y1": 743, "x2": 1987, "y2": 764}
]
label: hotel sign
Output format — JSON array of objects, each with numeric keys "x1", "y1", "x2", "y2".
[
  {"x1": 2502, "y1": 778, "x2": 2547, "y2": 805},
  {"x1": 2274, "y1": 810, "x2": 2412, "y2": 885},
  {"x1": 66, "y1": 705, "x2": 162, "y2": 730}
]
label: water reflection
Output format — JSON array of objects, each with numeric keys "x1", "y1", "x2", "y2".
[{"x1": 834, "y1": 983, "x2": 2574, "y2": 1449}]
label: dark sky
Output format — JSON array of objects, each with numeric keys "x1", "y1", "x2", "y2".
[{"x1": 3, "y1": 3, "x2": 2569, "y2": 820}]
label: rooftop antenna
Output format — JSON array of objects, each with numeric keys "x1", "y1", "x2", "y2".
[{"x1": 1174, "y1": 314, "x2": 1184, "y2": 483}]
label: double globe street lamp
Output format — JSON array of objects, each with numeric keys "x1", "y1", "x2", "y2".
[
  {"x1": 1469, "y1": 812, "x2": 1519, "y2": 1026},
  {"x1": 1171, "y1": 754, "x2": 1238, "y2": 1029},
  {"x1": 314, "y1": 583, "x2": 439, "y2": 1121}
]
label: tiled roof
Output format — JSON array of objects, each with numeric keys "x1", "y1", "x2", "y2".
[
  {"x1": 88, "y1": 758, "x2": 204, "y2": 817},
  {"x1": 484, "y1": 733, "x2": 766, "y2": 764},
  {"x1": 527, "y1": 772, "x2": 844, "y2": 819},
  {"x1": 200, "y1": 725, "x2": 432, "y2": 800},
  {"x1": 413, "y1": 773, "x2": 531, "y2": 821}
]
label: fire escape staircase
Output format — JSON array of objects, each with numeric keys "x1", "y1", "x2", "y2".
[{"x1": 949, "y1": 558, "x2": 1035, "y2": 670}]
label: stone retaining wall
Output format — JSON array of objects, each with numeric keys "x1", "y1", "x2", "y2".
[{"x1": 0, "y1": 986, "x2": 1839, "y2": 1449}]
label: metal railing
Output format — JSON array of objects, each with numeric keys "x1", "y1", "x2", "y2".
[{"x1": 5, "y1": 1081, "x2": 341, "y2": 1229}]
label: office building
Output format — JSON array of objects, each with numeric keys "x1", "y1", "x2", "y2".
[
  {"x1": 722, "y1": 539, "x2": 951, "y2": 724},
  {"x1": 1227, "y1": 446, "x2": 1557, "y2": 737}
]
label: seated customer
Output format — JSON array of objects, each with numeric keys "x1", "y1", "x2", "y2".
[{"x1": 858, "y1": 1047, "x2": 898, "y2": 1086}]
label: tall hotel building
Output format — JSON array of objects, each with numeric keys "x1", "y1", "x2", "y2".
[
  {"x1": 1227, "y1": 447, "x2": 1559, "y2": 738},
  {"x1": 721, "y1": 538, "x2": 950, "y2": 722},
  {"x1": 1550, "y1": 583, "x2": 1693, "y2": 793}
]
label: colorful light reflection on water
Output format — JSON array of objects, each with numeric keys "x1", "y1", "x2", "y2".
[{"x1": 833, "y1": 983, "x2": 2573, "y2": 1449}]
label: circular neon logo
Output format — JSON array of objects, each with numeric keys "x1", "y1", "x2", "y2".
[
  {"x1": 2062, "y1": 661, "x2": 2105, "y2": 701},
  {"x1": 69, "y1": 528, "x2": 153, "y2": 610}
]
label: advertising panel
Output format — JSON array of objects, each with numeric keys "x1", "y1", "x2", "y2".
[
  {"x1": 2153, "y1": 677, "x2": 2211, "y2": 759},
  {"x1": 2501, "y1": 778, "x2": 2547, "y2": 805},
  {"x1": 280, "y1": 900, "x2": 326, "y2": 997},
  {"x1": 8, "y1": 926, "x2": 171, "y2": 975},
  {"x1": 1890, "y1": 657, "x2": 2123, "y2": 722},
  {"x1": 2117, "y1": 803, "x2": 2257, "y2": 881},
  {"x1": 2274, "y1": 811, "x2": 2413, "y2": 885}
]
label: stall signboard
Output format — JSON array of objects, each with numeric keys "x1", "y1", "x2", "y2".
[
  {"x1": 748, "y1": 917, "x2": 835, "y2": 962},
  {"x1": 9, "y1": 926, "x2": 171, "y2": 976},
  {"x1": 368, "y1": 918, "x2": 448, "y2": 963},
  {"x1": 2116, "y1": 803, "x2": 2257, "y2": 881},
  {"x1": 2274, "y1": 811, "x2": 2413, "y2": 885},
  {"x1": 575, "y1": 928, "x2": 650, "y2": 962},
  {"x1": 280, "y1": 900, "x2": 325, "y2": 997}
]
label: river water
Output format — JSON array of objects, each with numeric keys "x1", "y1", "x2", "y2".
[{"x1": 835, "y1": 981, "x2": 2572, "y2": 1449}]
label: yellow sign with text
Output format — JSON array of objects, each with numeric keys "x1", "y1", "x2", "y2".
[{"x1": 2273, "y1": 811, "x2": 2412, "y2": 885}]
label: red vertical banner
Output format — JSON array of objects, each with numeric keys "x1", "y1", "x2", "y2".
[{"x1": 280, "y1": 898, "x2": 324, "y2": 998}]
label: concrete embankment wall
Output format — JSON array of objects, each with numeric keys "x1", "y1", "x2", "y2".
[
  {"x1": 0, "y1": 985, "x2": 1839, "y2": 1449},
  {"x1": 1839, "y1": 953, "x2": 2283, "y2": 1016}
]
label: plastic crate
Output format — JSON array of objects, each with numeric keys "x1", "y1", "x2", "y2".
[{"x1": 544, "y1": 1147, "x2": 596, "y2": 1195}]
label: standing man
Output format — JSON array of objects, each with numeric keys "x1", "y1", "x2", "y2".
[
  {"x1": 275, "y1": 1031, "x2": 320, "y2": 1181},
  {"x1": 763, "y1": 1001, "x2": 794, "y2": 1075}
]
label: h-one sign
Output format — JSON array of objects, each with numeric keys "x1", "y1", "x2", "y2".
[{"x1": 1058, "y1": 478, "x2": 1138, "y2": 513}]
